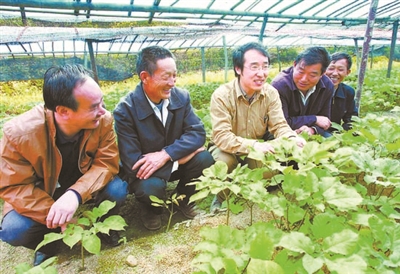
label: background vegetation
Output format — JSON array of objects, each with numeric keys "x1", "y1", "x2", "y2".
[{"x1": 0, "y1": 51, "x2": 399, "y2": 273}]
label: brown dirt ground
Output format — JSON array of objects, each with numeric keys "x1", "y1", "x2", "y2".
[{"x1": 1, "y1": 189, "x2": 273, "y2": 274}]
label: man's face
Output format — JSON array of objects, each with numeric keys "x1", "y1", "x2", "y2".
[
  {"x1": 68, "y1": 77, "x2": 106, "y2": 130},
  {"x1": 325, "y1": 58, "x2": 351, "y2": 89},
  {"x1": 235, "y1": 49, "x2": 269, "y2": 94},
  {"x1": 293, "y1": 61, "x2": 323, "y2": 92},
  {"x1": 142, "y1": 57, "x2": 177, "y2": 104}
]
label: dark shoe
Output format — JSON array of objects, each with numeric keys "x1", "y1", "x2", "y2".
[
  {"x1": 33, "y1": 251, "x2": 52, "y2": 266},
  {"x1": 139, "y1": 204, "x2": 162, "y2": 231},
  {"x1": 99, "y1": 230, "x2": 121, "y2": 247},
  {"x1": 175, "y1": 202, "x2": 201, "y2": 219}
]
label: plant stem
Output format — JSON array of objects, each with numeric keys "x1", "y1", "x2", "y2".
[{"x1": 166, "y1": 206, "x2": 173, "y2": 232}]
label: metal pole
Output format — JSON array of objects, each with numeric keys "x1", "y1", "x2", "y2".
[
  {"x1": 86, "y1": 39, "x2": 99, "y2": 83},
  {"x1": 387, "y1": 20, "x2": 398, "y2": 78},
  {"x1": 223, "y1": 36, "x2": 228, "y2": 83},
  {"x1": 201, "y1": 47, "x2": 206, "y2": 83},
  {"x1": 355, "y1": 0, "x2": 378, "y2": 114}
]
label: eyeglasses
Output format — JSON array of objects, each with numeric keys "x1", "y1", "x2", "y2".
[{"x1": 244, "y1": 64, "x2": 271, "y2": 71}]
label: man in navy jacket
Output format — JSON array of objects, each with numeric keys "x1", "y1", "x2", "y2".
[
  {"x1": 325, "y1": 52, "x2": 358, "y2": 131},
  {"x1": 113, "y1": 46, "x2": 214, "y2": 231},
  {"x1": 271, "y1": 47, "x2": 334, "y2": 138}
]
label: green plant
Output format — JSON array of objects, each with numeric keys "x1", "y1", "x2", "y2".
[
  {"x1": 36, "y1": 200, "x2": 127, "y2": 271},
  {"x1": 150, "y1": 193, "x2": 186, "y2": 232},
  {"x1": 190, "y1": 161, "x2": 270, "y2": 226},
  {"x1": 15, "y1": 257, "x2": 58, "y2": 274},
  {"x1": 191, "y1": 115, "x2": 400, "y2": 273}
]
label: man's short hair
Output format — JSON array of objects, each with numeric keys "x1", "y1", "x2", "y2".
[
  {"x1": 294, "y1": 46, "x2": 331, "y2": 74},
  {"x1": 232, "y1": 42, "x2": 270, "y2": 78},
  {"x1": 136, "y1": 46, "x2": 175, "y2": 76},
  {"x1": 43, "y1": 64, "x2": 94, "y2": 111},
  {"x1": 331, "y1": 52, "x2": 353, "y2": 70}
]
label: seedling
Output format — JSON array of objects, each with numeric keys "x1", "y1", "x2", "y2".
[
  {"x1": 36, "y1": 200, "x2": 127, "y2": 271},
  {"x1": 15, "y1": 257, "x2": 58, "y2": 274},
  {"x1": 150, "y1": 193, "x2": 186, "y2": 232}
]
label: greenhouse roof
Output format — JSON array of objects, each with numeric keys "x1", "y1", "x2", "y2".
[{"x1": 0, "y1": 0, "x2": 399, "y2": 56}]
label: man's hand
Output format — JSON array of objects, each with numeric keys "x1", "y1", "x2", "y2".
[
  {"x1": 315, "y1": 116, "x2": 331, "y2": 130},
  {"x1": 46, "y1": 190, "x2": 79, "y2": 229},
  {"x1": 295, "y1": 125, "x2": 315, "y2": 136},
  {"x1": 132, "y1": 150, "x2": 170, "y2": 179},
  {"x1": 178, "y1": 147, "x2": 205, "y2": 165},
  {"x1": 253, "y1": 141, "x2": 275, "y2": 154},
  {"x1": 292, "y1": 136, "x2": 306, "y2": 148}
]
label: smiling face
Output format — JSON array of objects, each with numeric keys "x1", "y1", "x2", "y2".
[
  {"x1": 325, "y1": 58, "x2": 351, "y2": 89},
  {"x1": 235, "y1": 49, "x2": 269, "y2": 96},
  {"x1": 68, "y1": 77, "x2": 106, "y2": 130},
  {"x1": 141, "y1": 57, "x2": 177, "y2": 104},
  {"x1": 292, "y1": 60, "x2": 323, "y2": 93}
]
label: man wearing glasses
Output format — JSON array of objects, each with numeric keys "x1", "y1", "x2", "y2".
[
  {"x1": 209, "y1": 42, "x2": 305, "y2": 211},
  {"x1": 271, "y1": 47, "x2": 334, "y2": 138}
]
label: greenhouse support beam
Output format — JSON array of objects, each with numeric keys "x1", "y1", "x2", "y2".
[
  {"x1": 0, "y1": 0, "x2": 392, "y2": 24},
  {"x1": 356, "y1": 0, "x2": 379, "y2": 114},
  {"x1": 19, "y1": 7, "x2": 26, "y2": 25},
  {"x1": 387, "y1": 19, "x2": 398, "y2": 78},
  {"x1": 86, "y1": 39, "x2": 99, "y2": 83},
  {"x1": 223, "y1": 36, "x2": 228, "y2": 83},
  {"x1": 258, "y1": 15, "x2": 268, "y2": 43},
  {"x1": 201, "y1": 47, "x2": 205, "y2": 83}
]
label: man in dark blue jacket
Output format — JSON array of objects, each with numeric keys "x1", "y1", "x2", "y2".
[
  {"x1": 271, "y1": 47, "x2": 334, "y2": 138},
  {"x1": 325, "y1": 52, "x2": 358, "y2": 131},
  {"x1": 113, "y1": 46, "x2": 214, "y2": 231}
]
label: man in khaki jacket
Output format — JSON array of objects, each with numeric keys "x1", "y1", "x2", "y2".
[
  {"x1": 209, "y1": 42, "x2": 305, "y2": 211},
  {"x1": 0, "y1": 64, "x2": 128, "y2": 266}
]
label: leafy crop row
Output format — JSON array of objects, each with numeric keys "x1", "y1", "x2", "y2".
[{"x1": 190, "y1": 112, "x2": 400, "y2": 273}]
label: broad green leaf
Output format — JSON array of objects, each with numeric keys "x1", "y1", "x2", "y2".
[
  {"x1": 95, "y1": 215, "x2": 127, "y2": 234},
  {"x1": 189, "y1": 189, "x2": 210, "y2": 203},
  {"x1": 198, "y1": 225, "x2": 245, "y2": 249},
  {"x1": 320, "y1": 177, "x2": 362, "y2": 210},
  {"x1": 350, "y1": 212, "x2": 374, "y2": 227},
  {"x1": 260, "y1": 195, "x2": 286, "y2": 217},
  {"x1": 323, "y1": 229, "x2": 358, "y2": 255},
  {"x1": 204, "y1": 161, "x2": 228, "y2": 179},
  {"x1": 102, "y1": 215, "x2": 127, "y2": 230},
  {"x1": 35, "y1": 232, "x2": 64, "y2": 252},
  {"x1": 383, "y1": 221, "x2": 400, "y2": 268},
  {"x1": 248, "y1": 147, "x2": 267, "y2": 162},
  {"x1": 229, "y1": 201, "x2": 244, "y2": 214},
  {"x1": 193, "y1": 242, "x2": 219, "y2": 254},
  {"x1": 82, "y1": 233, "x2": 101, "y2": 255},
  {"x1": 63, "y1": 225, "x2": 84, "y2": 248},
  {"x1": 286, "y1": 202, "x2": 306, "y2": 224},
  {"x1": 248, "y1": 232, "x2": 274, "y2": 260},
  {"x1": 15, "y1": 263, "x2": 31, "y2": 274},
  {"x1": 149, "y1": 195, "x2": 164, "y2": 204},
  {"x1": 324, "y1": 254, "x2": 367, "y2": 274},
  {"x1": 222, "y1": 258, "x2": 241, "y2": 273},
  {"x1": 380, "y1": 204, "x2": 400, "y2": 219},
  {"x1": 311, "y1": 212, "x2": 346, "y2": 239},
  {"x1": 279, "y1": 231, "x2": 314, "y2": 254},
  {"x1": 247, "y1": 259, "x2": 284, "y2": 274},
  {"x1": 274, "y1": 249, "x2": 306, "y2": 274},
  {"x1": 77, "y1": 217, "x2": 91, "y2": 226},
  {"x1": 208, "y1": 257, "x2": 225, "y2": 273},
  {"x1": 302, "y1": 254, "x2": 324, "y2": 274}
]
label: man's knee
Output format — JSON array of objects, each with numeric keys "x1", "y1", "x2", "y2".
[
  {"x1": 0, "y1": 211, "x2": 42, "y2": 247},
  {"x1": 131, "y1": 177, "x2": 166, "y2": 203},
  {"x1": 104, "y1": 176, "x2": 129, "y2": 202},
  {"x1": 210, "y1": 146, "x2": 239, "y2": 173},
  {"x1": 193, "y1": 150, "x2": 215, "y2": 169}
]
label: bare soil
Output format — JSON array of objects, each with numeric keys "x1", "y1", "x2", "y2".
[{"x1": 1, "y1": 191, "x2": 272, "y2": 274}]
